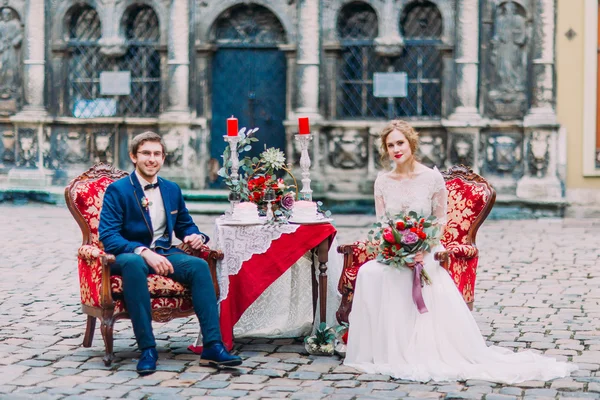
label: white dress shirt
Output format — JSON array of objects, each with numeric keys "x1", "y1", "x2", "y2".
[{"x1": 135, "y1": 171, "x2": 166, "y2": 249}]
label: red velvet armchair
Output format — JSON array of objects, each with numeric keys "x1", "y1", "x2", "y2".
[
  {"x1": 65, "y1": 163, "x2": 223, "y2": 366},
  {"x1": 336, "y1": 165, "x2": 496, "y2": 324}
]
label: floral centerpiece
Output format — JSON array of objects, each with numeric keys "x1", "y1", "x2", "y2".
[
  {"x1": 304, "y1": 323, "x2": 347, "y2": 356},
  {"x1": 218, "y1": 127, "x2": 297, "y2": 221},
  {"x1": 368, "y1": 211, "x2": 441, "y2": 313}
]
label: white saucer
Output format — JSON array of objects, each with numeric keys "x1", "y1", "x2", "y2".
[
  {"x1": 288, "y1": 217, "x2": 334, "y2": 225},
  {"x1": 219, "y1": 219, "x2": 267, "y2": 226}
]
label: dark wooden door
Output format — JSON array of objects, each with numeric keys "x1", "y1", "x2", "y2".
[{"x1": 210, "y1": 48, "x2": 287, "y2": 187}]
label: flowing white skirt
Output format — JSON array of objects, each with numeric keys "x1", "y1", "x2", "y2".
[{"x1": 344, "y1": 245, "x2": 577, "y2": 384}]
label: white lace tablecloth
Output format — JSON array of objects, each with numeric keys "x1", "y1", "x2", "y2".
[
  {"x1": 214, "y1": 219, "x2": 300, "y2": 303},
  {"x1": 210, "y1": 218, "x2": 343, "y2": 338}
]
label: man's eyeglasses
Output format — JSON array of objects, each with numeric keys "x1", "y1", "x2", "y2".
[{"x1": 137, "y1": 151, "x2": 164, "y2": 158}]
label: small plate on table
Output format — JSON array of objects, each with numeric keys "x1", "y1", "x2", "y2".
[{"x1": 288, "y1": 217, "x2": 334, "y2": 225}]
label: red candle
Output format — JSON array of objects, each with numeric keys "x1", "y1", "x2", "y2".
[
  {"x1": 298, "y1": 117, "x2": 310, "y2": 135},
  {"x1": 227, "y1": 116, "x2": 238, "y2": 136}
]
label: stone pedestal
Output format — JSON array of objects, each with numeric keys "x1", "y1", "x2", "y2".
[{"x1": 516, "y1": 128, "x2": 563, "y2": 200}]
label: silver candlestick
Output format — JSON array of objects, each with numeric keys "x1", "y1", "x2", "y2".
[
  {"x1": 294, "y1": 133, "x2": 313, "y2": 201},
  {"x1": 224, "y1": 135, "x2": 242, "y2": 182}
]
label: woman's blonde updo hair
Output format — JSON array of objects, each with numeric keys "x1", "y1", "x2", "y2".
[{"x1": 378, "y1": 119, "x2": 420, "y2": 167}]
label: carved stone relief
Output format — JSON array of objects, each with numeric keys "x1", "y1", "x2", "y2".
[
  {"x1": 0, "y1": 7, "x2": 23, "y2": 114},
  {"x1": 480, "y1": 132, "x2": 523, "y2": 176},
  {"x1": 484, "y1": 0, "x2": 530, "y2": 120},
  {"x1": 17, "y1": 128, "x2": 37, "y2": 167},
  {"x1": 0, "y1": 127, "x2": 15, "y2": 167},
  {"x1": 418, "y1": 132, "x2": 446, "y2": 169},
  {"x1": 526, "y1": 130, "x2": 549, "y2": 178},
  {"x1": 449, "y1": 134, "x2": 475, "y2": 167},
  {"x1": 93, "y1": 130, "x2": 114, "y2": 164},
  {"x1": 327, "y1": 128, "x2": 367, "y2": 169}
]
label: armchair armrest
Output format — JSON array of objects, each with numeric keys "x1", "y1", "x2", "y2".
[
  {"x1": 77, "y1": 244, "x2": 116, "y2": 309},
  {"x1": 177, "y1": 243, "x2": 223, "y2": 300},
  {"x1": 445, "y1": 244, "x2": 479, "y2": 259},
  {"x1": 336, "y1": 244, "x2": 356, "y2": 292},
  {"x1": 434, "y1": 250, "x2": 449, "y2": 271}
]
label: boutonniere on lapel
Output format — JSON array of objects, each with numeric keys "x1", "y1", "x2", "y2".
[{"x1": 141, "y1": 196, "x2": 153, "y2": 211}]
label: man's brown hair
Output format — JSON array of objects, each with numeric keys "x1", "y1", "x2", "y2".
[{"x1": 129, "y1": 131, "x2": 166, "y2": 156}]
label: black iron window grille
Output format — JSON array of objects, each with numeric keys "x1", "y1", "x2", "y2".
[
  {"x1": 119, "y1": 6, "x2": 160, "y2": 116},
  {"x1": 336, "y1": 2, "x2": 385, "y2": 119},
  {"x1": 67, "y1": 5, "x2": 160, "y2": 118},
  {"x1": 398, "y1": 1, "x2": 443, "y2": 118},
  {"x1": 67, "y1": 6, "x2": 109, "y2": 118},
  {"x1": 336, "y1": 0, "x2": 443, "y2": 119}
]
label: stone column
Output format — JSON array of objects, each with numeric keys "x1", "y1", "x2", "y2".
[
  {"x1": 524, "y1": 0, "x2": 556, "y2": 125},
  {"x1": 163, "y1": 0, "x2": 190, "y2": 116},
  {"x1": 22, "y1": 0, "x2": 46, "y2": 114},
  {"x1": 517, "y1": 0, "x2": 562, "y2": 200},
  {"x1": 374, "y1": 0, "x2": 403, "y2": 56},
  {"x1": 296, "y1": 0, "x2": 321, "y2": 117},
  {"x1": 449, "y1": 0, "x2": 480, "y2": 121}
]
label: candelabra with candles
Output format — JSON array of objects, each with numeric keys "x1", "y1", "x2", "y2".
[
  {"x1": 295, "y1": 117, "x2": 313, "y2": 201},
  {"x1": 224, "y1": 116, "x2": 242, "y2": 217}
]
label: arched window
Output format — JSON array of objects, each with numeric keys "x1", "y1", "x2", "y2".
[
  {"x1": 67, "y1": 6, "x2": 109, "y2": 118},
  {"x1": 398, "y1": 1, "x2": 443, "y2": 117},
  {"x1": 119, "y1": 6, "x2": 160, "y2": 116},
  {"x1": 336, "y1": 2, "x2": 385, "y2": 119}
]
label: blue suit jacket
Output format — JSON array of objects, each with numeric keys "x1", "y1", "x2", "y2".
[{"x1": 99, "y1": 172, "x2": 208, "y2": 256}]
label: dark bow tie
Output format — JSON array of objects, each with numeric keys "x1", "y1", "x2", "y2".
[{"x1": 144, "y1": 182, "x2": 159, "y2": 190}]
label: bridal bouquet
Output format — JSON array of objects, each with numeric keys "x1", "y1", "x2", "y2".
[{"x1": 368, "y1": 211, "x2": 440, "y2": 313}]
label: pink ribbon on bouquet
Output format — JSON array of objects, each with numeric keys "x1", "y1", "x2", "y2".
[{"x1": 412, "y1": 262, "x2": 429, "y2": 314}]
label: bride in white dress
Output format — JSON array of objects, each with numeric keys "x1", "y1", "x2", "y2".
[{"x1": 344, "y1": 120, "x2": 577, "y2": 384}]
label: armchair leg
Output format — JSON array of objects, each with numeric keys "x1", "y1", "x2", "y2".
[
  {"x1": 83, "y1": 315, "x2": 96, "y2": 347},
  {"x1": 100, "y1": 318, "x2": 116, "y2": 366}
]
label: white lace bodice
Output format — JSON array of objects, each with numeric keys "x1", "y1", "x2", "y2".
[{"x1": 374, "y1": 165, "x2": 448, "y2": 224}]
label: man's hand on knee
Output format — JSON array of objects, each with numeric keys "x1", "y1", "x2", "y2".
[{"x1": 141, "y1": 250, "x2": 174, "y2": 276}]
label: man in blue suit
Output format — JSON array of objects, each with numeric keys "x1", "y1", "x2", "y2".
[{"x1": 99, "y1": 131, "x2": 241, "y2": 375}]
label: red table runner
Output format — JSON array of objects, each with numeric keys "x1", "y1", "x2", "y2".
[{"x1": 219, "y1": 223, "x2": 337, "y2": 350}]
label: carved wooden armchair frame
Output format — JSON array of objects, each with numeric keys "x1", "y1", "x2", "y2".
[
  {"x1": 65, "y1": 163, "x2": 223, "y2": 366},
  {"x1": 336, "y1": 165, "x2": 496, "y2": 324}
]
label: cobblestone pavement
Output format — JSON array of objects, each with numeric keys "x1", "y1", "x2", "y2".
[{"x1": 1, "y1": 203, "x2": 599, "y2": 400}]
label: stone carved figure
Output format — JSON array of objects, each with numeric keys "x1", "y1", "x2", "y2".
[
  {"x1": 328, "y1": 129, "x2": 367, "y2": 169},
  {"x1": 94, "y1": 132, "x2": 113, "y2": 164},
  {"x1": 18, "y1": 132, "x2": 36, "y2": 167},
  {"x1": 1, "y1": 129, "x2": 14, "y2": 165},
  {"x1": 451, "y1": 136, "x2": 474, "y2": 167},
  {"x1": 487, "y1": 1, "x2": 529, "y2": 119},
  {"x1": 528, "y1": 131, "x2": 549, "y2": 178},
  {"x1": 492, "y1": 2, "x2": 527, "y2": 93},
  {"x1": 0, "y1": 8, "x2": 22, "y2": 101}
]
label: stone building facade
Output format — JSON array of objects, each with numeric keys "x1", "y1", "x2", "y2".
[{"x1": 0, "y1": 0, "x2": 563, "y2": 208}]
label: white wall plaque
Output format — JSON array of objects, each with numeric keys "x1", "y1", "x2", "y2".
[
  {"x1": 100, "y1": 71, "x2": 131, "y2": 96},
  {"x1": 373, "y1": 72, "x2": 408, "y2": 98}
]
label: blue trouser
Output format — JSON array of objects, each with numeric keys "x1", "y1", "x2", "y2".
[{"x1": 111, "y1": 252, "x2": 221, "y2": 350}]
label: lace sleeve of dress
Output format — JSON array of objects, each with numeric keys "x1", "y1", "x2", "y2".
[
  {"x1": 431, "y1": 168, "x2": 448, "y2": 226},
  {"x1": 374, "y1": 174, "x2": 386, "y2": 220}
]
